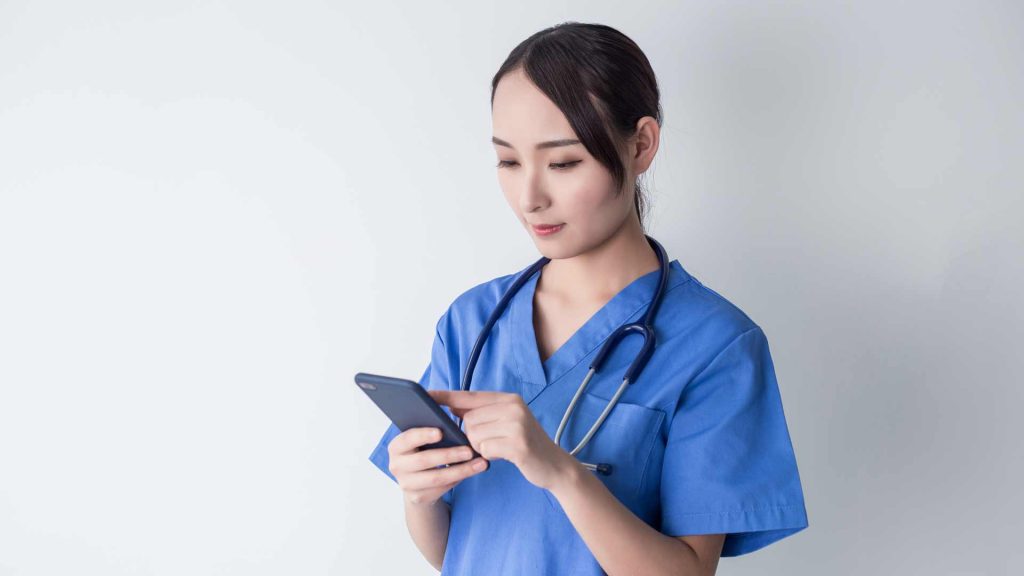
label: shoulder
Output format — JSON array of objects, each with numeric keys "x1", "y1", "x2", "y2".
[
  {"x1": 657, "y1": 264, "x2": 765, "y2": 352},
  {"x1": 450, "y1": 269, "x2": 519, "y2": 315},
  {"x1": 652, "y1": 266, "x2": 776, "y2": 413},
  {"x1": 432, "y1": 265, "x2": 527, "y2": 345}
]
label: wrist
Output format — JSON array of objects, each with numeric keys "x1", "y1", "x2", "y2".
[
  {"x1": 404, "y1": 493, "x2": 448, "y2": 510},
  {"x1": 546, "y1": 451, "x2": 586, "y2": 497}
]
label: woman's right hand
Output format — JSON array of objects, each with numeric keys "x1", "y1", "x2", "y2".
[{"x1": 388, "y1": 427, "x2": 490, "y2": 506}]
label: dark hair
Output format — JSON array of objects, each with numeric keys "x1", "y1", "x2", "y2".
[{"x1": 491, "y1": 22, "x2": 663, "y2": 231}]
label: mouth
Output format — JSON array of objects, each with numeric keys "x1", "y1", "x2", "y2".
[{"x1": 531, "y1": 223, "x2": 565, "y2": 236}]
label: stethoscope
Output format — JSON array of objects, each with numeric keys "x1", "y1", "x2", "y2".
[{"x1": 455, "y1": 234, "x2": 670, "y2": 476}]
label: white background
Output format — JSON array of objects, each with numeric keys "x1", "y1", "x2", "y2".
[{"x1": 1, "y1": 1, "x2": 1022, "y2": 574}]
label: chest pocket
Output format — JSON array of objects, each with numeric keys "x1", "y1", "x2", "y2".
[{"x1": 543, "y1": 390, "x2": 665, "y2": 509}]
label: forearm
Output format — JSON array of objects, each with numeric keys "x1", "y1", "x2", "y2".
[
  {"x1": 403, "y1": 495, "x2": 451, "y2": 572},
  {"x1": 548, "y1": 457, "x2": 703, "y2": 576}
]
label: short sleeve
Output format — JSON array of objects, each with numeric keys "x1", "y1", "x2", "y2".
[
  {"x1": 660, "y1": 326, "x2": 809, "y2": 557},
  {"x1": 367, "y1": 314, "x2": 457, "y2": 506}
]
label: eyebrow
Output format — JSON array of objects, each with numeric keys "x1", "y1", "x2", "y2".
[{"x1": 491, "y1": 136, "x2": 582, "y2": 151}]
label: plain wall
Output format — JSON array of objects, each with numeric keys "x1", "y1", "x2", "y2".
[{"x1": 1, "y1": 1, "x2": 1021, "y2": 574}]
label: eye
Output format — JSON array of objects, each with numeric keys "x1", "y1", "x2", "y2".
[
  {"x1": 550, "y1": 160, "x2": 582, "y2": 170},
  {"x1": 495, "y1": 160, "x2": 582, "y2": 170}
]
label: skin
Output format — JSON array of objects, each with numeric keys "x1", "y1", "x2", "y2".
[
  {"x1": 388, "y1": 426, "x2": 486, "y2": 571},
  {"x1": 389, "y1": 66, "x2": 725, "y2": 575}
]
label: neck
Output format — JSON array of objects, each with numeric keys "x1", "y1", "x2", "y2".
[{"x1": 538, "y1": 218, "x2": 660, "y2": 303}]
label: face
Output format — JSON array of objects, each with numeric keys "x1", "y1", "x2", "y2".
[{"x1": 491, "y1": 68, "x2": 638, "y2": 260}]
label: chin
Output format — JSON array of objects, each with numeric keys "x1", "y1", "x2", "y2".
[{"x1": 531, "y1": 238, "x2": 580, "y2": 261}]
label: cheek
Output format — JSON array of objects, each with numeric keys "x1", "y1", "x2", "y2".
[{"x1": 562, "y1": 176, "x2": 620, "y2": 220}]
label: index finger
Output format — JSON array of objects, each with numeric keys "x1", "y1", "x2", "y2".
[{"x1": 429, "y1": 390, "x2": 517, "y2": 409}]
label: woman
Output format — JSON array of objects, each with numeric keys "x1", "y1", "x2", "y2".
[{"x1": 368, "y1": 21, "x2": 808, "y2": 575}]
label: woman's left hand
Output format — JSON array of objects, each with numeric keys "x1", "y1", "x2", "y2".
[{"x1": 428, "y1": 390, "x2": 577, "y2": 491}]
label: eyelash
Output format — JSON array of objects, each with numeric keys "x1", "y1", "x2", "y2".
[{"x1": 495, "y1": 160, "x2": 582, "y2": 170}]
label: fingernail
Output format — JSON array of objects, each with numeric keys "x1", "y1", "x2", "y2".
[{"x1": 472, "y1": 460, "x2": 486, "y2": 471}]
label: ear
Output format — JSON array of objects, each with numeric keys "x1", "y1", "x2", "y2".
[{"x1": 628, "y1": 116, "x2": 660, "y2": 175}]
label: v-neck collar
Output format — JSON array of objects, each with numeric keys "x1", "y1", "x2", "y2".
[{"x1": 511, "y1": 259, "x2": 689, "y2": 404}]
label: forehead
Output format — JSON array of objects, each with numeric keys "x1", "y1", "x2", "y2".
[{"x1": 492, "y1": 69, "x2": 575, "y2": 146}]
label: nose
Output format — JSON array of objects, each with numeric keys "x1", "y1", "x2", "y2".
[{"x1": 519, "y1": 165, "x2": 550, "y2": 214}]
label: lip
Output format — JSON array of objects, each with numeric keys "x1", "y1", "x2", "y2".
[{"x1": 531, "y1": 223, "x2": 565, "y2": 236}]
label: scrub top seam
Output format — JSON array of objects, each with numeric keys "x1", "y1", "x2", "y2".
[
  {"x1": 673, "y1": 326, "x2": 761, "y2": 413},
  {"x1": 507, "y1": 300, "x2": 528, "y2": 392},
  {"x1": 669, "y1": 502, "x2": 806, "y2": 518},
  {"x1": 634, "y1": 408, "x2": 667, "y2": 500}
]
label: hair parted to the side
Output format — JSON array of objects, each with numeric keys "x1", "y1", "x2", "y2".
[{"x1": 490, "y1": 22, "x2": 663, "y2": 231}]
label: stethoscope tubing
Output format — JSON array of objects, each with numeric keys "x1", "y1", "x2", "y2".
[{"x1": 456, "y1": 235, "x2": 670, "y2": 477}]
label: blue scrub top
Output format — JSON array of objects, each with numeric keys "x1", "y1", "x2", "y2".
[{"x1": 368, "y1": 259, "x2": 809, "y2": 574}]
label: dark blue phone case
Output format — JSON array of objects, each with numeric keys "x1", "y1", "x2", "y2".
[{"x1": 355, "y1": 371, "x2": 481, "y2": 458}]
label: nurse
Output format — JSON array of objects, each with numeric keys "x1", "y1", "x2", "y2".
[{"x1": 368, "y1": 21, "x2": 809, "y2": 575}]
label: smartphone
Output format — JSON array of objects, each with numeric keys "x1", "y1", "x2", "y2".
[{"x1": 355, "y1": 372, "x2": 481, "y2": 458}]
